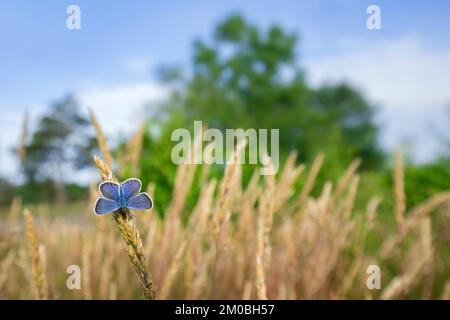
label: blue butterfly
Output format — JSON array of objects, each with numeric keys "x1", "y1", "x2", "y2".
[{"x1": 94, "y1": 178, "x2": 153, "y2": 215}]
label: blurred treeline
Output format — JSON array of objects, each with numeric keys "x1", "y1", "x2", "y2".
[{"x1": 1, "y1": 15, "x2": 449, "y2": 215}]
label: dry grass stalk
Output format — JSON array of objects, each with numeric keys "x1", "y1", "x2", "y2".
[
  {"x1": 442, "y1": 282, "x2": 450, "y2": 300},
  {"x1": 120, "y1": 121, "x2": 146, "y2": 177},
  {"x1": 381, "y1": 245, "x2": 432, "y2": 299},
  {"x1": 380, "y1": 192, "x2": 450, "y2": 258},
  {"x1": 405, "y1": 192, "x2": 450, "y2": 227},
  {"x1": 261, "y1": 159, "x2": 276, "y2": 271},
  {"x1": 81, "y1": 241, "x2": 93, "y2": 299},
  {"x1": 365, "y1": 196, "x2": 382, "y2": 230},
  {"x1": 242, "y1": 280, "x2": 253, "y2": 300},
  {"x1": 342, "y1": 175, "x2": 360, "y2": 219},
  {"x1": 38, "y1": 244, "x2": 51, "y2": 298},
  {"x1": 0, "y1": 251, "x2": 15, "y2": 292},
  {"x1": 94, "y1": 156, "x2": 156, "y2": 300},
  {"x1": 295, "y1": 153, "x2": 324, "y2": 210},
  {"x1": 337, "y1": 257, "x2": 364, "y2": 298},
  {"x1": 329, "y1": 159, "x2": 361, "y2": 211},
  {"x1": 188, "y1": 179, "x2": 217, "y2": 250},
  {"x1": 236, "y1": 171, "x2": 260, "y2": 245},
  {"x1": 8, "y1": 196, "x2": 22, "y2": 221},
  {"x1": 165, "y1": 129, "x2": 202, "y2": 220},
  {"x1": 274, "y1": 152, "x2": 304, "y2": 212},
  {"x1": 159, "y1": 243, "x2": 186, "y2": 299},
  {"x1": 23, "y1": 209, "x2": 48, "y2": 299},
  {"x1": 255, "y1": 217, "x2": 267, "y2": 300},
  {"x1": 166, "y1": 158, "x2": 197, "y2": 219},
  {"x1": 89, "y1": 108, "x2": 114, "y2": 169},
  {"x1": 184, "y1": 250, "x2": 194, "y2": 297},
  {"x1": 255, "y1": 156, "x2": 275, "y2": 300},
  {"x1": 200, "y1": 160, "x2": 211, "y2": 187},
  {"x1": 109, "y1": 283, "x2": 118, "y2": 300},
  {"x1": 381, "y1": 218, "x2": 434, "y2": 300},
  {"x1": 209, "y1": 140, "x2": 246, "y2": 297},
  {"x1": 113, "y1": 211, "x2": 156, "y2": 299},
  {"x1": 167, "y1": 162, "x2": 197, "y2": 219},
  {"x1": 212, "y1": 139, "x2": 246, "y2": 243}
]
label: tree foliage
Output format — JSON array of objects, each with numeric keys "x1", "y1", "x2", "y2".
[
  {"x1": 162, "y1": 14, "x2": 382, "y2": 169},
  {"x1": 21, "y1": 95, "x2": 94, "y2": 202}
]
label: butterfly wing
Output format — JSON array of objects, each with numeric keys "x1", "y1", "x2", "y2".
[
  {"x1": 99, "y1": 181, "x2": 120, "y2": 202},
  {"x1": 121, "y1": 178, "x2": 142, "y2": 201},
  {"x1": 125, "y1": 193, "x2": 153, "y2": 211},
  {"x1": 94, "y1": 197, "x2": 121, "y2": 215}
]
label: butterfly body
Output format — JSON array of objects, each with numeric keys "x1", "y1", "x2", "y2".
[
  {"x1": 94, "y1": 178, "x2": 153, "y2": 215},
  {"x1": 118, "y1": 185, "x2": 127, "y2": 208}
]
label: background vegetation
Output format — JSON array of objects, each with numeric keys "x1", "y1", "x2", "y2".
[
  {"x1": 2, "y1": 15, "x2": 448, "y2": 213},
  {"x1": 1, "y1": 14, "x2": 450, "y2": 300}
]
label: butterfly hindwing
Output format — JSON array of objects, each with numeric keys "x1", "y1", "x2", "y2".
[
  {"x1": 126, "y1": 193, "x2": 153, "y2": 211},
  {"x1": 99, "y1": 181, "x2": 120, "y2": 202},
  {"x1": 94, "y1": 197, "x2": 121, "y2": 215},
  {"x1": 94, "y1": 179, "x2": 152, "y2": 216},
  {"x1": 121, "y1": 178, "x2": 142, "y2": 201}
]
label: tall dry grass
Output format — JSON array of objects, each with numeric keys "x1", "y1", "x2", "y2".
[
  {"x1": 1, "y1": 121, "x2": 450, "y2": 300},
  {"x1": 23, "y1": 209, "x2": 48, "y2": 299},
  {"x1": 90, "y1": 110, "x2": 156, "y2": 299}
]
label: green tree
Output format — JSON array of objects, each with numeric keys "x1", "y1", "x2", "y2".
[
  {"x1": 310, "y1": 84, "x2": 382, "y2": 168},
  {"x1": 139, "y1": 14, "x2": 385, "y2": 213},
  {"x1": 0, "y1": 177, "x2": 15, "y2": 206},
  {"x1": 22, "y1": 95, "x2": 94, "y2": 202},
  {"x1": 162, "y1": 14, "x2": 382, "y2": 168}
]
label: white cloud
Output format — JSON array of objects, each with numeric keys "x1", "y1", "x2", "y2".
[
  {"x1": 80, "y1": 82, "x2": 169, "y2": 137},
  {"x1": 303, "y1": 36, "x2": 450, "y2": 162}
]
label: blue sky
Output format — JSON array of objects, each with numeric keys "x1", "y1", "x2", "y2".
[{"x1": 1, "y1": 0, "x2": 450, "y2": 180}]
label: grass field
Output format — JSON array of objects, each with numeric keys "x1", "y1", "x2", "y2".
[
  {"x1": 1, "y1": 154, "x2": 450, "y2": 299},
  {"x1": 1, "y1": 114, "x2": 450, "y2": 300}
]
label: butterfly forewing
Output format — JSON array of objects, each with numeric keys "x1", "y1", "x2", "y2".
[
  {"x1": 99, "y1": 181, "x2": 120, "y2": 202},
  {"x1": 95, "y1": 197, "x2": 121, "y2": 215},
  {"x1": 121, "y1": 178, "x2": 142, "y2": 201},
  {"x1": 126, "y1": 193, "x2": 153, "y2": 210},
  {"x1": 95, "y1": 179, "x2": 152, "y2": 215}
]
